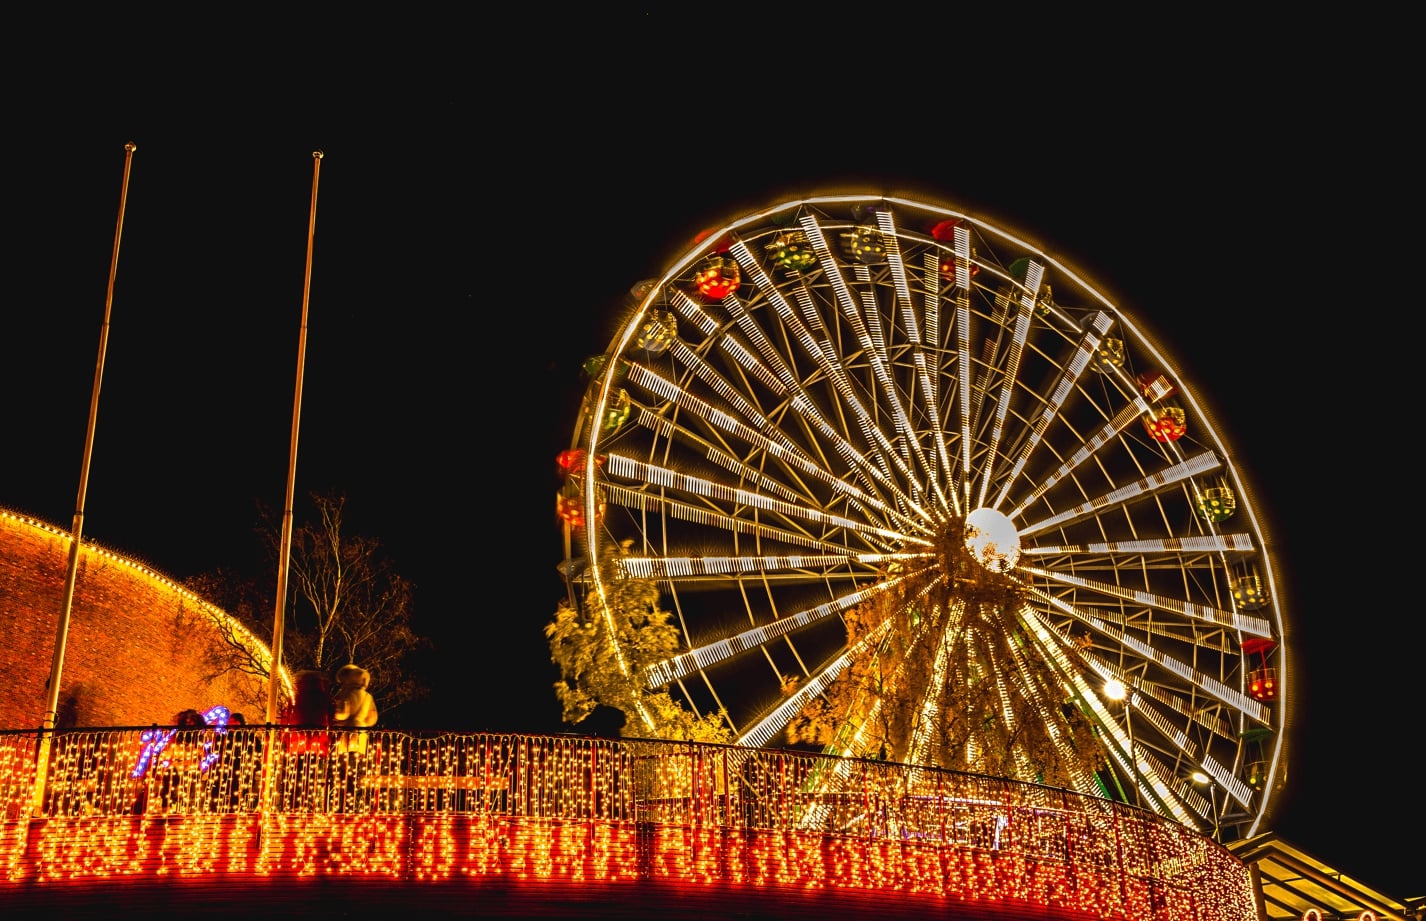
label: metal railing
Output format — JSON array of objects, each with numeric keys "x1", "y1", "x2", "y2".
[{"x1": 0, "y1": 727, "x2": 1258, "y2": 920}]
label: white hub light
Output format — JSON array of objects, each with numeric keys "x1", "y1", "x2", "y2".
[{"x1": 964, "y1": 508, "x2": 1021, "y2": 572}]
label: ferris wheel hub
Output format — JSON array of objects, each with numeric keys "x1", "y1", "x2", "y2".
[{"x1": 964, "y1": 508, "x2": 1021, "y2": 573}]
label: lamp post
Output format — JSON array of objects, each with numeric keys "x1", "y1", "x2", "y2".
[
  {"x1": 33, "y1": 142, "x2": 138, "y2": 811},
  {"x1": 1103, "y1": 678, "x2": 1139, "y2": 808},
  {"x1": 1191, "y1": 770, "x2": 1220, "y2": 840}
]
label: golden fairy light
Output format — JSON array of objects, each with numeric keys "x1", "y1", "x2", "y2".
[{"x1": 0, "y1": 728, "x2": 1257, "y2": 920}]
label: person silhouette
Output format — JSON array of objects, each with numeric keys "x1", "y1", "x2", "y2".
[
  {"x1": 278, "y1": 670, "x2": 332, "y2": 810},
  {"x1": 331, "y1": 664, "x2": 379, "y2": 811},
  {"x1": 332, "y1": 664, "x2": 378, "y2": 744}
]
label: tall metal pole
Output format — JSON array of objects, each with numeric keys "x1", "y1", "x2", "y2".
[
  {"x1": 33, "y1": 141, "x2": 138, "y2": 810},
  {"x1": 265, "y1": 150, "x2": 324, "y2": 725},
  {"x1": 1125, "y1": 699, "x2": 1140, "y2": 808}
]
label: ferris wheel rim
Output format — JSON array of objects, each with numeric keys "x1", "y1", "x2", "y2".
[{"x1": 561, "y1": 193, "x2": 1289, "y2": 842}]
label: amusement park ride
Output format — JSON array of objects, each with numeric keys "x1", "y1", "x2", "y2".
[
  {"x1": 4, "y1": 187, "x2": 1414, "y2": 920},
  {"x1": 555, "y1": 193, "x2": 1289, "y2": 845}
]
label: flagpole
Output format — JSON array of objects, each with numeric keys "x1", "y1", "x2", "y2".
[
  {"x1": 33, "y1": 141, "x2": 138, "y2": 811},
  {"x1": 265, "y1": 150, "x2": 324, "y2": 725}
]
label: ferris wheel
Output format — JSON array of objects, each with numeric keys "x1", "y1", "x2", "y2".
[{"x1": 556, "y1": 194, "x2": 1288, "y2": 842}]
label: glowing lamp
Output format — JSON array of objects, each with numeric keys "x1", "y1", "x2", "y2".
[
  {"x1": 1195, "y1": 485, "x2": 1236, "y2": 522},
  {"x1": 842, "y1": 226, "x2": 887, "y2": 264},
  {"x1": 1247, "y1": 666, "x2": 1278, "y2": 701},
  {"x1": 694, "y1": 256, "x2": 740, "y2": 298},
  {"x1": 603, "y1": 388, "x2": 632, "y2": 432},
  {"x1": 1247, "y1": 760, "x2": 1269, "y2": 791},
  {"x1": 766, "y1": 231, "x2": 817, "y2": 271},
  {"x1": 1231, "y1": 571, "x2": 1268, "y2": 609},
  {"x1": 1142, "y1": 404, "x2": 1187, "y2": 441},
  {"x1": 1093, "y1": 337, "x2": 1125, "y2": 372},
  {"x1": 634, "y1": 308, "x2": 678, "y2": 355}
]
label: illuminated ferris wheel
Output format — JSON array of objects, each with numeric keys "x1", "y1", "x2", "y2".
[{"x1": 557, "y1": 194, "x2": 1288, "y2": 842}]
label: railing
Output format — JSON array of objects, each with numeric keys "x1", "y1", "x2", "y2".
[{"x1": 0, "y1": 727, "x2": 1258, "y2": 920}]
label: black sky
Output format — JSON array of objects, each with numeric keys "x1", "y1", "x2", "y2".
[{"x1": 3, "y1": 25, "x2": 1419, "y2": 897}]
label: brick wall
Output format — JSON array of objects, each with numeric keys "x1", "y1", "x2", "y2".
[{"x1": 1, "y1": 510, "x2": 276, "y2": 730}]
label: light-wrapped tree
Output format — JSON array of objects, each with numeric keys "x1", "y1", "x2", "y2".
[{"x1": 546, "y1": 566, "x2": 730, "y2": 744}]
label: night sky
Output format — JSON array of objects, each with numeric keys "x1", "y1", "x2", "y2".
[{"x1": 5, "y1": 27, "x2": 1418, "y2": 897}]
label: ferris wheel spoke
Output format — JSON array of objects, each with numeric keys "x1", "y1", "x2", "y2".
[
  {"x1": 881, "y1": 212, "x2": 955, "y2": 496},
  {"x1": 849, "y1": 263, "x2": 941, "y2": 513},
  {"x1": 605, "y1": 453, "x2": 931, "y2": 550},
  {"x1": 793, "y1": 216, "x2": 936, "y2": 496},
  {"x1": 1022, "y1": 591, "x2": 1271, "y2": 726},
  {"x1": 657, "y1": 339, "x2": 803, "y2": 454},
  {"x1": 902, "y1": 602, "x2": 961, "y2": 770},
  {"x1": 643, "y1": 577, "x2": 912, "y2": 692},
  {"x1": 1020, "y1": 612, "x2": 1235, "y2": 825},
  {"x1": 668, "y1": 282, "x2": 856, "y2": 477},
  {"x1": 952, "y1": 293, "x2": 974, "y2": 510},
  {"x1": 725, "y1": 278, "x2": 910, "y2": 495},
  {"x1": 736, "y1": 617, "x2": 895, "y2": 750},
  {"x1": 778, "y1": 282, "x2": 925, "y2": 506},
  {"x1": 1073, "y1": 641, "x2": 1243, "y2": 748},
  {"x1": 973, "y1": 300, "x2": 1035, "y2": 510},
  {"x1": 1112, "y1": 717, "x2": 1196, "y2": 824},
  {"x1": 602, "y1": 479, "x2": 907, "y2": 555},
  {"x1": 780, "y1": 280, "x2": 935, "y2": 513},
  {"x1": 620, "y1": 411, "x2": 810, "y2": 506},
  {"x1": 913, "y1": 253, "x2": 958, "y2": 504},
  {"x1": 1016, "y1": 450, "x2": 1223, "y2": 537},
  {"x1": 849, "y1": 260, "x2": 943, "y2": 508},
  {"x1": 692, "y1": 275, "x2": 929, "y2": 520},
  {"x1": 1022, "y1": 533, "x2": 1255, "y2": 556},
  {"x1": 619, "y1": 552, "x2": 930, "y2": 582},
  {"x1": 1007, "y1": 397, "x2": 1163, "y2": 517},
  {"x1": 1198, "y1": 753, "x2": 1255, "y2": 811},
  {"x1": 851, "y1": 210, "x2": 943, "y2": 496},
  {"x1": 1000, "y1": 638, "x2": 1104, "y2": 795},
  {"x1": 989, "y1": 312, "x2": 1116, "y2": 511},
  {"x1": 1020, "y1": 610, "x2": 1240, "y2": 832},
  {"x1": 1018, "y1": 563, "x2": 1272, "y2": 636},
  {"x1": 620, "y1": 369, "x2": 929, "y2": 536}
]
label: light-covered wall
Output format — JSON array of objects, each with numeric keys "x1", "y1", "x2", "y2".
[{"x1": 1, "y1": 508, "x2": 282, "y2": 730}]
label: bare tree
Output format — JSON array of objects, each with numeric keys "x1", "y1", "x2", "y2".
[{"x1": 186, "y1": 491, "x2": 429, "y2": 719}]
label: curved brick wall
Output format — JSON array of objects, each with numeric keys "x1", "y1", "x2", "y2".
[{"x1": 0, "y1": 508, "x2": 280, "y2": 730}]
